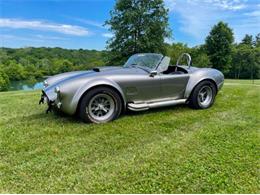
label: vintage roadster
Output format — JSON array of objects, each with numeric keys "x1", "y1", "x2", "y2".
[{"x1": 39, "y1": 53, "x2": 224, "y2": 123}]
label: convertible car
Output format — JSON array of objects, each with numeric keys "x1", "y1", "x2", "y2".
[{"x1": 39, "y1": 53, "x2": 224, "y2": 123}]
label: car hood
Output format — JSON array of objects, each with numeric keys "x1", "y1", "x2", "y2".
[{"x1": 45, "y1": 66, "x2": 146, "y2": 87}]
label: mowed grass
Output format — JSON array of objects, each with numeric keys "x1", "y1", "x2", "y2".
[
  {"x1": 0, "y1": 80, "x2": 259, "y2": 193},
  {"x1": 225, "y1": 79, "x2": 260, "y2": 85}
]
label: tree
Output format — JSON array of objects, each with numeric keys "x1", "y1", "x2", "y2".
[
  {"x1": 4, "y1": 60, "x2": 26, "y2": 80},
  {"x1": 241, "y1": 34, "x2": 253, "y2": 47},
  {"x1": 106, "y1": 0, "x2": 171, "y2": 64},
  {"x1": 254, "y1": 33, "x2": 260, "y2": 47},
  {"x1": 165, "y1": 43, "x2": 210, "y2": 68},
  {"x1": 0, "y1": 68, "x2": 10, "y2": 91},
  {"x1": 252, "y1": 47, "x2": 260, "y2": 79},
  {"x1": 230, "y1": 44, "x2": 260, "y2": 79},
  {"x1": 190, "y1": 45, "x2": 210, "y2": 68},
  {"x1": 205, "y1": 21, "x2": 234, "y2": 74},
  {"x1": 166, "y1": 43, "x2": 190, "y2": 65},
  {"x1": 0, "y1": 49, "x2": 9, "y2": 64},
  {"x1": 52, "y1": 59, "x2": 74, "y2": 74}
]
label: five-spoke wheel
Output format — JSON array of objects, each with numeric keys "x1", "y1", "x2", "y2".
[
  {"x1": 189, "y1": 80, "x2": 216, "y2": 109},
  {"x1": 197, "y1": 86, "x2": 213, "y2": 108}
]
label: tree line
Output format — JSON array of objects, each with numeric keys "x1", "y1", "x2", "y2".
[{"x1": 0, "y1": 0, "x2": 259, "y2": 91}]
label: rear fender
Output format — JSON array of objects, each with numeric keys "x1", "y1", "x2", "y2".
[{"x1": 184, "y1": 69, "x2": 222, "y2": 98}]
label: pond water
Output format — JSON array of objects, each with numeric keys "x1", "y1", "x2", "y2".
[{"x1": 8, "y1": 79, "x2": 44, "y2": 91}]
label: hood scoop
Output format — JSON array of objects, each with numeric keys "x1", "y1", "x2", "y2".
[{"x1": 92, "y1": 66, "x2": 122, "y2": 72}]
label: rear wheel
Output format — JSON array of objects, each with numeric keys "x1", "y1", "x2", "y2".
[
  {"x1": 79, "y1": 87, "x2": 122, "y2": 123},
  {"x1": 188, "y1": 80, "x2": 216, "y2": 109}
]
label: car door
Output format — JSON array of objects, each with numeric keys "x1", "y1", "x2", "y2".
[
  {"x1": 159, "y1": 74, "x2": 190, "y2": 99},
  {"x1": 121, "y1": 73, "x2": 161, "y2": 102},
  {"x1": 156, "y1": 56, "x2": 190, "y2": 99},
  {"x1": 116, "y1": 67, "x2": 162, "y2": 102}
]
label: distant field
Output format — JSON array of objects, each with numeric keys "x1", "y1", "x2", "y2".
[
  {"x1": 0, "y1": 80, "x2": 259, "y2": 193},
  {"x1": 225, "y1": 79, "x2": 260, "y2": 85}
]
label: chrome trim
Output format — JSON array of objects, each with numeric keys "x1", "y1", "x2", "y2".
[
  {"x1": 128, "y1": 103, "x2": 149, "y2": 111},
  {"x1": 128, "y1": 99, "x2": 187, "y2": 111},
  {"x1": 57, "y1": 102, "x2": 62, "y2": 109},
  {"x1": 55, "y1": 86, "x2": 60, "y2": 93},
  {"x1": 43, "y1": 80, "x2": 48, "y2": 88}
]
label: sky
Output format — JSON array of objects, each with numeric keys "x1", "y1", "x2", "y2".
[{"x1": 0, "y1": 0, "x2": 259, "y2": 50}]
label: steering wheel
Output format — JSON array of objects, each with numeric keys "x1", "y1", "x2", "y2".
[{"x1": 175, "y1": 53, "x2": 192, "y2": 71}]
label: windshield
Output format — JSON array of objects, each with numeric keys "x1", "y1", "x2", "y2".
[{"x1": 124, "y1": 53, "x2": 163, "y2": 70}]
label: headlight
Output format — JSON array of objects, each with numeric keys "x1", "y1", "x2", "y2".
[
  {"x1": 43, "y1": 80, "x2": 48, "y2": 87},
  {"x1": 55, "y1": 86, "x2": 60, "y2": 93}
]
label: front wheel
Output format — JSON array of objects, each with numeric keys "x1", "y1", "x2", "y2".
[
  {"x1": 188, "y1": 80, "x2": 216, "y2": 109},
  {"x1": 79, "y1": 87, "x2": 122, "y2": 123}
]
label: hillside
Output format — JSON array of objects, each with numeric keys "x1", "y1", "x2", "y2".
[{"x1": 0, "y1": 47, "x2": 107, "y2": 81}]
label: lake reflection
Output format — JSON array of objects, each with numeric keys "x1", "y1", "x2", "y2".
[{"x1": 9, "y1": 79, "x2": 44, "y2": 91}]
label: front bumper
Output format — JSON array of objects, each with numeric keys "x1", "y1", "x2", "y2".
[{"x1": 39, "y1": 90, "x2": 62, "y2": 113}]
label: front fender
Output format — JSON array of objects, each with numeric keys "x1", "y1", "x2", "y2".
[{"x1": 69, "y1": 78, "x2": 127, "y2": 114}]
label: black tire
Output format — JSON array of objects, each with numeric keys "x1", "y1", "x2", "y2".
[
  {"x1": 188, "y1": 80, "x2": 217, "y2": 109},
  {"x1": 79, "y1": 87, "x2": 122, "y2": 123}
]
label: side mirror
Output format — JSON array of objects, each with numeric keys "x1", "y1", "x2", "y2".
[{"x1": 149, "y1": 70, "x2": 157, "y2": 77}]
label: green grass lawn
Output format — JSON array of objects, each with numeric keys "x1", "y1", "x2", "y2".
[
  {"x1": 0, "y1": 80, "x2": 259, "y2": 193},
  {"x1": 225, "y1": 79, "x2": 260, "y2": 85}
]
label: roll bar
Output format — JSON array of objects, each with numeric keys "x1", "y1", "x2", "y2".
[{"x1": 176, "y1": 53, "x2": 192, "y2": 69}]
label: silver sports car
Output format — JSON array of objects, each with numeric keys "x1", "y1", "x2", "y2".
[{"x1": 39, "y1": 53, "x2": 224, "y2": 123}]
